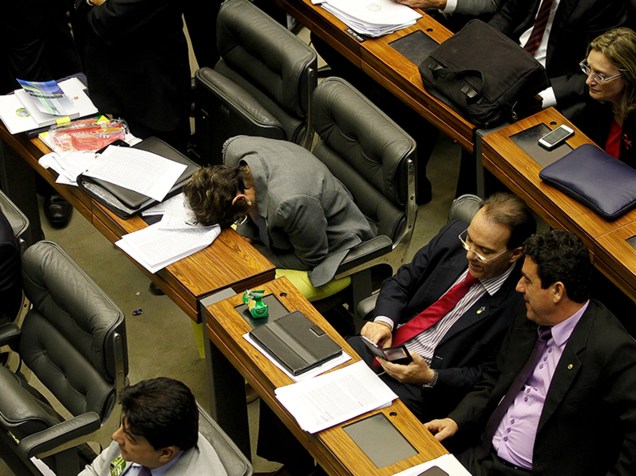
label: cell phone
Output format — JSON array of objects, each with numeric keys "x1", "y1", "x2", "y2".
[
  {"x1": 361, "y1": 336, "x2": 413, "y2": 365},
  {"x1": 538, "y1": 124, "x2": 574, "y2": 150}
]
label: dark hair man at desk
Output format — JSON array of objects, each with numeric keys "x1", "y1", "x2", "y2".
[
  {"x1": 79, "y1": 377, "x2": 228, "y2": 476},
  {"x1": 349, "y1": 193, "x2": 535, "y2": 422},
  {"x1": 426, "y1": 230, "x2": 636, "y2": 475},
  {"x1": 488, "y1": 0, "x2": 631, "y2": 119}
]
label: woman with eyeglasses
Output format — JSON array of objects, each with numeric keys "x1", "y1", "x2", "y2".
[
  {"x1": 184, "y1": 136, "x2": 374, "y2": 292},
  {"x1": 577, "y1": 27, "x2": 636, "y2": 165}
]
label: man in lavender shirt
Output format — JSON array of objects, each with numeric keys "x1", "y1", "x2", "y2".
[{"x1": 426, "y1": 230, "x2": 636, "y2": 475}]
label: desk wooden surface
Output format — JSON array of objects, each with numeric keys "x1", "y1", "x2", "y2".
[
  {"x1": 274, "y1": 0, "x2": 476, "y2": 152},
  {"x1": 481, "y1": 108, "x2": 636, "y2": 301},
  {"x1": 204, "y1": 277, "x2": 447, "y2": 476},
  {"x1": 0, "y1": 124, "x2": 276, "y2": 321}
]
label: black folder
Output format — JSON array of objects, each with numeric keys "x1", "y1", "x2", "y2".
[
  {"x1": 249, "y1": 311, "x2": 342, "y2": 376},
  {"x1": 77, "y1": 136, "x2": 200, "y2": 219}
]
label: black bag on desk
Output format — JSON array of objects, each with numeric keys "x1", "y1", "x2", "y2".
[
  {"x1": 418, "y1": 20, "x2": 549, "y2": 128},
  {"x1": 78, "y1": 136, "x2": 200, "y2": 219}
]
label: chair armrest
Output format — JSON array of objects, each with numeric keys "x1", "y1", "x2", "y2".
[
  {"x1": 336, "y1": 235, "x2": 393, "y2": 275},
  {"x1": 0, "y1": 323, "x2": 20, "y2": 347},
  {"x1": 356, "y1": 294, "x2": 378, "y2": 321},
  {"x1": 18, "y1": 412, "x2": 101, "y2": 459}
]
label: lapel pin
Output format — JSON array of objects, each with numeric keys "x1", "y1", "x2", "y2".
[
  {"x1": 476, "y1": 307, "x2": 486, "y2": 315},
  {"x1": 567, "y1": 364, "x2": 574, "y2": 370}
]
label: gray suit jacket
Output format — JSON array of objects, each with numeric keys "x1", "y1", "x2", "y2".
[
  {"x1": 451, "y1": 0, "x2": 502, "y2": 16},
  {"x1": 78, "y1": 434, "x2": 228, "y2": 475},
  {"x1": 224, "y1": 136, "x2": 374, "y2": 287}
]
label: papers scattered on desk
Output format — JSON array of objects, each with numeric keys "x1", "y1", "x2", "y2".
[
  {"x1": 321, "y1": 0, "x2": 421, "y2": 37},
  {"x1": 392, "y1": 453, "x2": 472, "y2": 475},
  {"x1": 116, "y1": 221, "x2": 220, "y2": 274},
  {"x1": 83, "y1": 145, "x2": 187, "y2": 202},
  {"x1": 275, "y1": 361, "x2": 397, "y2": 433},
  {"x1": 117, "y1": 195, "x2": 219, "y2": 273},
  {"x1": 39, "y1": 151, "x2": 98, "y2": 185},
  {"x1": 0, "y1": 77, "x2": 98, "y2": 134},
  {"x1": 244, "y1": 332, "x2": 352, "y2": 382}
]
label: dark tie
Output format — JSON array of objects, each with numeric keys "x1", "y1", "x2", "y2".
[
  {"x1": 138, "y1": 466, "x2": 152, "y2": 476},
  {"x1": 523, "y1": 0, "x2": 554, "y2": 55},
  {"x1": 481, "y1": 326, "x2": 552, "y2": 451},
  {"x1": 392, "y1": 272, "x2": 478, "y2": 347}
]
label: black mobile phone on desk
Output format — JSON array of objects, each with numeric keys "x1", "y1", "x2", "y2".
[{"x1": 361, "y1": 335, "x2": 412, "y2": 365}]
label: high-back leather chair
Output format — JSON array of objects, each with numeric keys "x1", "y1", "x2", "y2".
[
  {"x1": 194, "y1": 0, "x2": 317, "y2": 165},
  {"x1": 0, "y1": 190, "x2": 29, "y2": 348},
  {"x1": 310, "y1": 77, "x2": 418, "y2": 312},
  {"x1": 0, "y1": 241, "x2": 128, "y2": 476},
  {"x1": 355, "y1": 194, "x2": 483, "y2": 320}
]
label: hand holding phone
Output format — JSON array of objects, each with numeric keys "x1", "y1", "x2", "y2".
[
  {"x1": 361, "y1": 336, "x2": 413, "y2": 365},
  {"x1": 538, "y1": 124, "x2": 574, "y2": 150}
]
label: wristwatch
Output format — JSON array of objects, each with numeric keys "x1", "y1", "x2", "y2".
[{"x1": 421, "y1": 370, "x2": 439, "y2": 389}]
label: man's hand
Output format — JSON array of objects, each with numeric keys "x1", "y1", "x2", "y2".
[
  {"x1": 424, "y1": 418, "x2": 459, "y2": 441},
  {"x1": 378, "y1": 352, "x2": 435, "y2": 384},
  {"x1": 361, "y1": 321, "x2": 393, "y2": 348},
  {"x1": 395, "y1": 0, "x2": 448, "y2": 9}
]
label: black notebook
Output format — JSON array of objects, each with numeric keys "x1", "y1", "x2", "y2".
[
  {"x1": 77, "y1": 136, "x2": 200, "y2": 218},
  {"x1": 249, "y1": 311, "x2": 342, "y2": 376}
]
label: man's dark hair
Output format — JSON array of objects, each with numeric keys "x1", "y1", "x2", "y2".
[
  {"x1": 523, "y1": 230, "x2": 592, "y2": 303},
  {"x1": 480, "y1": 192, "x2": 536, "y2": 249},
  {"x1": 120, "y1": 377, "x2": 198, "y2": 451}
]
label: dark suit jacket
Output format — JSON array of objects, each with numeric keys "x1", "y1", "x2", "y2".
[
  {"x1": 450, "y1": 300, "x2": 636, "y2": 475},
  {"x1": 75, "y1": 0, "x2": 190, "y2": 136},
  {"x1": 489, "y1": 0, "x2": 630, "y2": 118},
  {"x1": 371, "y1": 221, "x2": 523, "y2": 417},
  {"x1": 576, "y1": 99, "x2": 636, "y2": 167}
]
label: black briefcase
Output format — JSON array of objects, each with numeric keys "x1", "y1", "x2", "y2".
[{"x1": 419, "y1": 20, "x2": 549, "y2": 128}]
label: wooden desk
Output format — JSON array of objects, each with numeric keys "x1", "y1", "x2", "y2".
[
  {"x1": 481, "y1": 108, "x2": 636, "y2": 301},
  {"x1": 0, "y1": 124, "x2": 276, "y2": 321},
  {"x1": 203, "y1": 277, "x2": 448, "y2": 475},
  {"x1": 274, "y1": 0, "x2": 477, "y2": 153}
]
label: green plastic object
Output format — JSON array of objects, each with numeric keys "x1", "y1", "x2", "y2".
[{"x1": 243, "y1": 289, "x2": 269, "y2": 318}]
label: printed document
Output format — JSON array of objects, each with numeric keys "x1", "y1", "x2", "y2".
[
  {"x1": 321, "y1": 0, "x2": 421, "y2": 37},
  {"x1": 392, "y1": 453, "x2": 472, "y2": 475},
  {"x1": 275, "y1": 360, "x2": 397, "y2": 433},
  {"x1": 83, "y1": 146, "x2": 186, "y2": 202}
]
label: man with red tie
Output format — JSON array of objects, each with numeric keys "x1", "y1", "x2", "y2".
[
  {"x1": 488, "y1": 0, "x2": 631, "y2": 118},
  {"x1": 426, "y1": 231, "x2": 636, "y2": 475},
  {"x1": 349, "y1": 193, "x2": 535, "y2": 422}
]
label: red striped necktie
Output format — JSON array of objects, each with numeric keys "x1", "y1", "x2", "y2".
[
  {"x1": 392, "y1": 272, "x2": 478, "y2": 347},
  {"x1": 523, "y1": 0, "x2": 554, "y2": 56}
]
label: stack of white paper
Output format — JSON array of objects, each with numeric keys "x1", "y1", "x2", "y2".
[
  {"x1": 322, "y1": 0, "x2": 421, "y2": 38},
  {"x1": 275, "y1": 361, "x2": 398, "y2": 433},
  {"x1": 116, "y1": 219, "x2": 220, "y2": 274}
]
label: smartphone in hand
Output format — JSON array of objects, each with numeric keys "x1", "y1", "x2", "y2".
[{"x1": 361, "y1": 335, "x2": 413, "y2": 365}]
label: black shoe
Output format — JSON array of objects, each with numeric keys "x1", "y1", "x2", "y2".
[
  {"x1": 149, "y1": 282, "x2": 165, "y2": 296},
  {"x1": 44, "y1": 194, "x2": 73, "y2": 229}
]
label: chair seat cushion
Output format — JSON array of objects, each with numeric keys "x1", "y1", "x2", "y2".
[
  {"x1": 0, "y1": 366, "x2": 61, "y2": 439},
  {"x1": 275, "y1": 268, "x2": 350, "y2": 302}
]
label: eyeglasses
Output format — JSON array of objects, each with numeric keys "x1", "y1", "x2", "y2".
[
  {"x1": 458, "y1": 229, "x2": 509, "y2": 264},
  {"x1": 579, "y1": 60, "x2": 623, "y2": 84}
]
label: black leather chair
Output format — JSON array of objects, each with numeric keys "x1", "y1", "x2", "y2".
[
  {"x1": 309, "y1": 77, "x2": 418, "y2": 318},
  {"x1": 0, "y1": 189, "x2": 29, "y2": 348},
  {"x1": 194, "y1": 0, "x2": 317, "y2": 165},
  {"x1": 355, "y1": 194, "x2": 483, "y2": 320},
  {"x1": 0, "y1": 241, "x2": 128, "y2": 476}
]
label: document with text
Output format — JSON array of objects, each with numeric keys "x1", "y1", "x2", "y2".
[{"x1": 275, "y1": 360, "x2": 397, "y2": 433}]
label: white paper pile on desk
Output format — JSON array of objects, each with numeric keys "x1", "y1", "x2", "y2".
[
  {"x1": 0, "y1": 77, "x2": 98, "y2": 134},
  {"x1": 321, "y1": 0, "x2": 421, "y2": 37},
  {"x1": 392, "y1": 454, "x2": 472, "y2": 476},
  {"x1": 116, "y1": 194, "x2": 220, "y2": 273},
  {"x1": 275, "y1": 361, "x2": 398, "y2": 433}
]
